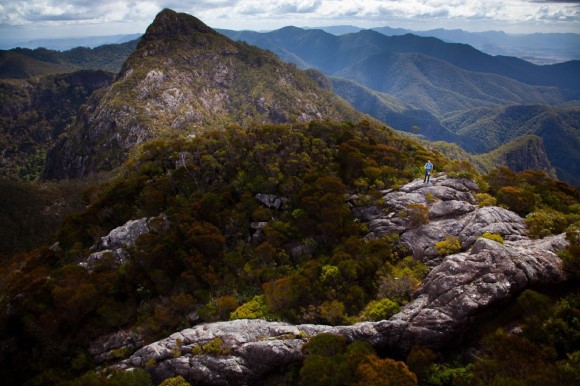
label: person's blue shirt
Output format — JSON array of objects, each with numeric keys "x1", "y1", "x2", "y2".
[{"x1": 424, "y1": 160, "x2": 433, "y2": 183}]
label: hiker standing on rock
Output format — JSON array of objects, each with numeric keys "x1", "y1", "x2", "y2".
[{"x1": 424, "y1": 160, "x2": 433, "y2": 183}]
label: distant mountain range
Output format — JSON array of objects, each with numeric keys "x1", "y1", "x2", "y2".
[
  {"x1": 1, "y1": 17, "x2": 578, "y2": 185},
  {"x1": 220, "y1": 27, "x2": 580, "y2": 98},
  {"x1": 0, "y1": 39, "x2": 139, "y2": 78},
  {"x1": 0, "y1": 33, "x2": 141, "y2": 51},
  {"x1": 317, "y1": 25, "x2": 580, "y2": 65},
  {"x1": 4, "y1": 26, "x2": 578, "y2": 65}
]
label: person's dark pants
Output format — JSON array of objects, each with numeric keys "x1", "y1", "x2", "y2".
[{"x1": 424, "y1": 170, "x2": 431, "y2": 183}]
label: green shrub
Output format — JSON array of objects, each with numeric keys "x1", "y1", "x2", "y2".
[
  {"x1": 107, "y1": 368, "x2": 152, "y2": 386},
  {"x1": 361, "y1": 298, "x2": 400, "y2": 321},
  {"x1": 517, "y1": 289, "x2": 553, "y2": 324},
  {"x1": 435, "y1": 236, "x2": 462, "y2": 256},
  {"x1": 191, "y1": 337, "x2": 231, "y2": 356},
  {"x1": 407, "y1": 203, "x2": 429, "y2": 226},
  {"x1": 355, "y1": 355, "x2": 418, "y2": 386},
  {"x1": 298, "y1": 336, "x2": 375, "y2": 386},
  {"x1": 561, "y1": 223, "x2": 580, "y2": 277},
  {"x1": 443, "y1": 160, "x2": 477, "y2": 180},
  {"x1": 110, "y1": 346, "x2": 134, "y2": 359},
  {"x1": 217, "y1": 295, "x2": 239, "y2": 320},
  {"x1": 470, "y1": 328, "x2": 559, "y2": 386},
  {"x1": 159, "y1": 375, "x2": 191, "y2": 386},
  {"x1": 302, "y1": 333, "x2": 346, "y2": 357},
  {"x1": 475, "y1": 192, "x2": 497, "y2": 207},
  {"x1": 425, "y1": 363, "x2": 475, "y2": 386},
  {"x1": 525, "y1": 208, "x2": 568, "y2": 239},
  {"x1": 406, "y1": 346, "x2": 437, "y2": 381},
  {"x1": 230, "y1": 295, "x2": 278, "y2": 320},
  {"x1": 320, "y1": 264, "x2": 341, "y2": 285},
  {"x1": 65, "y1": 369, "x2": 153, "y2": 386},
  {"x1": 319, "y1": 300, "x2": 347, "y2": 325},
  {"x1": 479, "y1": 232, "x2": 504, "y2": 244},
  {"x1": 497, "y1": 186, "x2": 537, "y2": 216},
  {"x1": 377, "y1": 257, "x2": 429, "y2": 304}
]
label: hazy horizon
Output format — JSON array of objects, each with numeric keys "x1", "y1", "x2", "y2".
[{"x1": 1, "y1": 0, "x2": 579, "y2": 43}]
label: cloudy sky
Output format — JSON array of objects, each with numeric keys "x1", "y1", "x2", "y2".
[{"x1": 1, "y1": 0, "x2": 579, "y2": 41}]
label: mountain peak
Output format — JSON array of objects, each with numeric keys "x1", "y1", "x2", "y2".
[
  {"x1": 143, "y1": 9, "x2": 217, "y2": 41},
  {"x1": 44, "y1": 10, "x2": 366, "y2": 179},
  {"x1": 123, "y1": 8, "x2": 235, "y2": 68}
]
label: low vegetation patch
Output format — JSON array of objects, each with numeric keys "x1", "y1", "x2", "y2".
[
  {"x1": 435, "y1": 236, "x2": 462, "y2": 256},
  {"x1": 191, "y1": 337, "x2": 231, "y2": 356},
  {"x1": 478, "y1": 232, "x2": 504, "y2": 244}
]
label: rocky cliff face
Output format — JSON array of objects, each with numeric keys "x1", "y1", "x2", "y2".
[
  {"x1": 42, "y1": 9, "x2": 365, "y2": 180},
  {"x1": 106, "y1": 175, "x2": 569, "y2": 385},
  {"x1": 475, "y1": 135, "x2": 556, "y2": 178}
]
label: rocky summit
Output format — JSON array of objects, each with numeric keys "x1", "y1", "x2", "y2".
[
  {"x1": 106, "y1": 175, "x2": 569, "y2": 385},
  {"x1": 42, "y1": 9, "x2": 365, "y2": 180},
  {"x1": 358, "y1": 174, "x2": 528, "y2": 265}
]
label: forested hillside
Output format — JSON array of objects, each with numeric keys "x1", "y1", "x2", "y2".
[
  {"x1": 442, "y1": 103, "x2": 580, "y2": 185},
  {"x1": 0, "y1": 70, "x2": 114, "y2": 180},
  {"x1": 1, "y1": 119, "x2": 578, "y2": 385},
  {"x1": 0, "y1": 39, "x2": 139, "y2": 78},
  {"x1": 0, "y1": 120, "x2": 435, "y2": 384}
]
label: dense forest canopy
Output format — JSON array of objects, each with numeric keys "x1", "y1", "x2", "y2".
[{"x1": 1, "y1": 119, "x2": 579, "y2": 385}]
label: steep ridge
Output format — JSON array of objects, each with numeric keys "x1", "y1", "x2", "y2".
[
  {"x1": 442, "y1": 103, "x2": 580, "y2": 185},
  {"x1": 108, "y1": 175, "x2": 569, "y2": 385},
  {"x1": 474, "y1": 135, "x2": 556, "y2": 178},
  {"x1": 220, "y1": 27, "x2": 580, "y2": 97},
  {"x1": 0, "y1": 70, "x2": 114, "y2": 180},
  {"x1": 334, "y1": 51, "x2": 563, "y2": 117},
  {"x1": 328, "y1": 77, "x2": 467, "y2": 146},
  {"x1": 42, "y1": 9, "x2": 366, "y2": 180}
]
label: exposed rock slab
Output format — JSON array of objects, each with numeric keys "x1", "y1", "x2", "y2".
[
  {"x1": 360, "y1": 175, "x2": 527, "y2": 265},
  {"x1": 112, "y1": 232, "x2": 569, "y2": 385},
  {"x1": 80, "y1": 214, "x2": 168, "y2": 270}
]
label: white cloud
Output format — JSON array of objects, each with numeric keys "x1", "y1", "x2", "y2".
[
  {"x1": 276, "y1": 0, "x2": 322, "y2": 14},
  {"x1": 0, "y1": 0, "x2": 578, "y2": 39}
]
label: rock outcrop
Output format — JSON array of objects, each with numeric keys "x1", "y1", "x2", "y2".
[
  {"x1": 80, "y1": 213, "x2": 168, "y2": 271},
  {"x1": 359, "y1": 175, "x2": 527, "y2": 265},
  {"x1": 109, "y1": 175, "x2": 570, "y2": 385}
]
